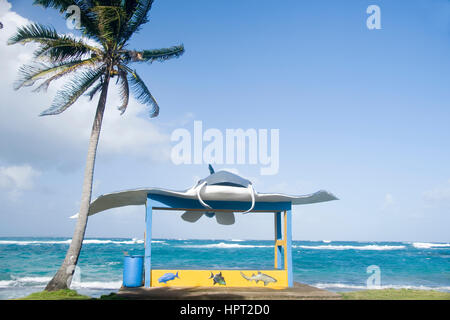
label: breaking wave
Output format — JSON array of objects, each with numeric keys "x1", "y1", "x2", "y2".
[
  {"x1": 294, "y1": 244, "x2": 406, "y2": 251},
  {"x1": 314, "y1": 283, "x2": 450, "y2": 292},
  {"x1": 0, "y1": 276, "x2": 121, "y2": 290},
  {"x1": 71, "y1": 281, "x2": 122, "y2": 290},
  {"x1": 0, "y1": 239, "x2": 150, "y2": 245},
  {"x1": 0, "y1": 240, "x2": 71, "y2": 245},
  {"x1": 0, "y1": 276, "x2": 52, "y2": 288},
  {"x1": 412, "y1": 242, "x2": 450, "y2": 249},
  {"x1": 181, "y1": 242, "x2": 271, "y2": 249}
]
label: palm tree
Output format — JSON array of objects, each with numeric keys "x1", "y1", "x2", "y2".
[{"x1": 8, "y1": 0, "x2": 184, "y2": 291}]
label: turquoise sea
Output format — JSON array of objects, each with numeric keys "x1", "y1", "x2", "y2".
[{"x1": 0, "y1": 237, "x2": 449, "y2": 299}]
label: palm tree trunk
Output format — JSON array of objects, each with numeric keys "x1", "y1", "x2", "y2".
[{"x1": 45, "y1": 71, "x2": 111, "y2": 291}]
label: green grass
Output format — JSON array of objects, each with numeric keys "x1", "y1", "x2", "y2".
[
  {"x1": 97, "y1": 292, "x2": 129, "y2": 300},
  {"x1": 340, "y1": 289, "x2": 450, "y2": 300},
  {"x1": 17, "y1": 289, "x2": 92, "y2": 300},
  {"x1": 16, "y1": 288, "x2": 450, "y2": 300},
  {"x1": 16, "y1": 289, "x2": 130, "y2": 300}
]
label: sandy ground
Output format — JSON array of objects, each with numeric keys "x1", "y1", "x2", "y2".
[{"x1": 117, "y1": 282, "x2": 342, "y2": 300}]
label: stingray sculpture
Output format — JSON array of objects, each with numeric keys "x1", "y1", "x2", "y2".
[
  {"x1": 179, "y1": 164, "x2": 256, "y2": 225},
  {"x1": 73, "y1": 165, "x2": 338, "y2": 225}
]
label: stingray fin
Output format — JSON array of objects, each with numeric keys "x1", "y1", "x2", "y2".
[
  {"x1": 215, "y1": 212, "x2": 235, "y2": 225},
  {"x1": 181, "y1": 211, "x2": 204, "y2": 223}
]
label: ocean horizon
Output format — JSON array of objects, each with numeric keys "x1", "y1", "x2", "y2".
[{"x1": 1, "y1": 237, "x2": 449, "y2": 299}]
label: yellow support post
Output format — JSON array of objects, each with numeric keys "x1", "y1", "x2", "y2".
[{"x1": 274, "y1": 212, "x2": 283, "y2": 269}]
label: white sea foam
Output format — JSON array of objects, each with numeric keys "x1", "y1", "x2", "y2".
[
  {"x1": 314, "y1": 283, "x2": 367, "y2": 290},
  {"x1": 412, "y1": 242, "x2": 450, "y2": 249},
  {"x1": 0, "y1": 239, "x2": 146, "y2": 245},
  {"x1": 314, "y1": 283, "x2": 450, "y2": 292},
  {"x1": 71, "y1": 281, "x2": 122, "y2": 290},
  {"x1": 13, "y1": 276, "x2": 52, "y2": 283},
  {"x1": 0, "y1": 240, "x2": 71, "y2": 245},
  {"x1": 0, "y1": 280, "x2": 15, "y2": 287},
  {"x1": 0, "y1": 276, "x2": 122, "y2": 290},
  {"x1": 181, "y1": 242, "x2": 271, "y2": 249},
  {"x1": 322, "y1": 240, "x2": 332, "y2": 243},
  {"x1": 151, "y1": 240, "x2": 167, "y2": 244},
  {"x1": 0, "y1": 276, "x2": 52, "y2": 288},
  {"x1": 293, "y1": 245, "x2": 406, "y2": 251}
]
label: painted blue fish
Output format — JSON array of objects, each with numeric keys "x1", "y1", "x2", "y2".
[
  {"x1": 158, "y1": 272, "x2": 179, "y2": 284},
  {"x1": 209, "y1": 272, "x2": 226, "y2": 285}
]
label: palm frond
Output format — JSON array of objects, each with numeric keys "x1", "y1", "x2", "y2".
[
  {"x1": 141, "y1": 45, "x2": 185, "y2": 63},
  {"x1": 92, "y1": 5, "x2": 127, "y2": 43},
  {"x1": 123, "y1": 0, "x2": 140, "y2": 17},
  {"x1": 117, "y1": 69, "x2": 130, "y2": 115},
  {"x1": 15, "y1": 0, "x2": 180, "y2": 120},
  {"x1": 33, "y1": 0, "x2": 84, "y2": 12},
  {"x1": 33, "y1": 0, "x2": 102, "y2": 43},
  {"x1": 40, "y1": 67, "x2": 105, "y2": 116},
  {"x1": 14, "y1": 58, "x2": 99, "y2": 91},
  {"x1": 126, "y1": 67, "x2": 159, "y2": 118},
  {"x1": 120, "y1": 0, "x2": 154, "y2": 44},
  {"x1": 14, "y1": 63, "x2": 49, "y2": 89},
  {"x1": 34, "y1": 58, "x2": 100, "y2": 92},
  {"x1": 33, "y1": 38, "x2": 100, "y2": 62},
  {"x1": 8, "y1": 23, "x2": 59, "y2": 45},
  {"x1": 8, "y1": 23, "x2": 100, "y2": 63},
  {"x1": 85, "y1": 78, "x2": 104, "y2": 101}
]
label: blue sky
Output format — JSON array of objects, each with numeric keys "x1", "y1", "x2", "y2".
[{"x1": 0, "y1": 0, "x2": 449, "y2": 241}]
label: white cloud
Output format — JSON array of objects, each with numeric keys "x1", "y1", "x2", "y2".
[
  {"x1": 0, "y1": 164, "x2": 41, "y2": 199},
  {"x1": 98, "y1": 89, "x2": 171, "y2": 159},
  {"x1": 383, "y1": 193, "x2": 394, "y2": 205},
  {"x1": 423, "y1": 180, "x2": 450, "y2": 204},
  {"x1": 380, "y1": 193, "x2": 397, "y2": 212},
  {"x1": 0, "y1": 1, "x2": 28, "y2": 32},
  {"x1": 0, "y1": 2, "x2": 172, "y2": 171}
]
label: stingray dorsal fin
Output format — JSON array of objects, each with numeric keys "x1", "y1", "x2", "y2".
[{"x1": 208, "y1": 164, "x2": 215, "y2": 174}]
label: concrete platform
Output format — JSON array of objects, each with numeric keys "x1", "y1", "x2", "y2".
[{"x1": 117, "y1": 282, "x2": 342, "y2": 300}]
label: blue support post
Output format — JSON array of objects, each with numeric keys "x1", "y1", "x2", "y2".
[
  {"x1": 274, "y1": 212, "x2": 283, "y2": 269},
  {"x1": 144, "y1": 197, "x2": 152, "y2": 287},
  {"x1": 148, "y1": 193, "x2": 291, "y2": 212},
  {"x1": 286, "y1": 208, "x2": 293, "y2": 287}
]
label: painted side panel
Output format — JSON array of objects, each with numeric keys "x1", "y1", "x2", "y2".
[
  {"x1": 274, "y1": 212, "x2": 283, "y2": 269},
  {"x1": 144, "y1": 201, "x2": 152, "y2": 287},
  {"x1": 286, "y1": 209, "x2": 293, "y2": 287},
  {"x1": 148, "y1": 194, "x2": 291, "y2": 212},
  {"x1": 150, "y1": 269, "x2": 288, "y2": 289}
]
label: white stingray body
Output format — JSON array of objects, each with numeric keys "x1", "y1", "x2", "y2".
[
  {"x1": 73, "y1": 168, "x2": 338, "y2": 226},
  {"x1": 178, "y1": 183, "x2": 255, "y2": 225},
  {"x1": 186, "y1": 184, "x2": 255, "y2": 203}
]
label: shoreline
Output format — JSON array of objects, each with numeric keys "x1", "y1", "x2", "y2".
[
  {"x1": 2, "y1": 237, "x2": 449, "y2": 300},
  {"x1": 14, "y1": 286, "x2": 450, "y2": 300}
]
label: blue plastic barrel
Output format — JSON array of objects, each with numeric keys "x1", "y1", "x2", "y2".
[{"x1": 123, "y1": 255, "x2": 144, "y2": 287}]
